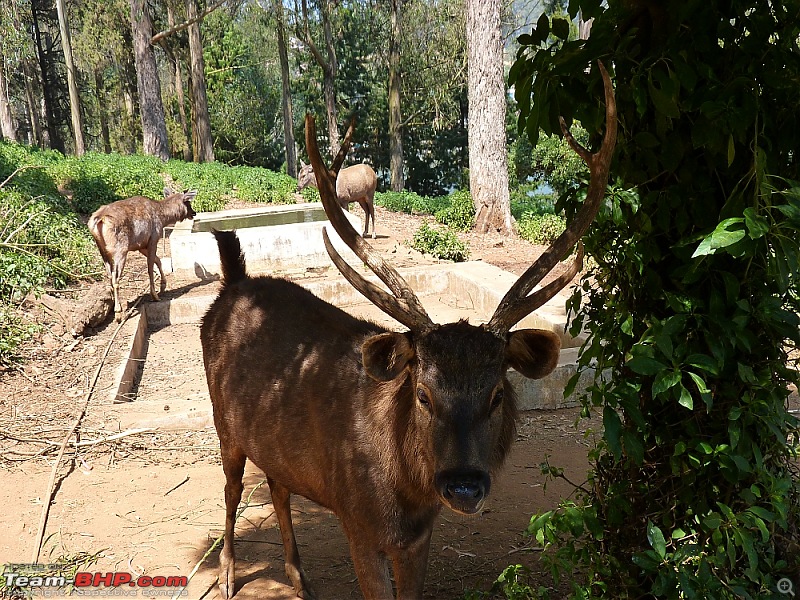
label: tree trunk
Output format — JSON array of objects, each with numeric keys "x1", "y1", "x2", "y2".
[
  {"x1": 186, "y1": 0, "x2": 214, "y2": 162},
  {"x1": 0, "y1": 57, "x2": 17, "y2": 141},
  {"x1": 129, "y1": 0, "x2": 169, "y2": 160},
  {"x1": 300, "y1": 0, "x2": 338, "y2": 158},
  {"x1": 22, "y1": 61, "x2": 42, "y2": 146},
  {"x1": 388, "y1": 0, "x2": 405, "y2": 191},
  {"x1": 166, "y1": 3, "x2": 192, "y2": 162},
  {"x1": 321, "y1": 0, "x2": 338, "y2": 157},
  {"x1": 94, "y1": 68, "x2": 112, "y2": 153},
  {"x1": 466, "y1": 0, "x2": 513, "y2": 234},
  {"x1": 55, "y1": 0, "x2": 85, "y2": 155},
  {"x1": 274, "y1": 0, "x2": 296, "y2": 177},
  {"x1": 31, "y1": 2, "x2": 62, "y2": 152}
]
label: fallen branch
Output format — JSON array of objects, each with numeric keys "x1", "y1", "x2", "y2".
[{"x1": 30, "y1": 291, "x2": 146, "y2": 564}]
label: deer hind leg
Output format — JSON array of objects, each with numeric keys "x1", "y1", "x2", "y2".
[
  {"x1": 268, "y1": 478, "x2": 316, "y2": 599},
  {"x1": 357, "y1": 200, "x2": 372, "y2": 238},
  {"x1": 219, "y1": 446, "x2": 246, "y2": 599},
  {"x1": 110, "y1": 252, "x2": 127, "y2": 320},
  {"x1": 141, "y1": 247, "x2": 160, "y2": 301},
  {"x1": 368, "y1": 198, "x2": 376, "y2": 239}
]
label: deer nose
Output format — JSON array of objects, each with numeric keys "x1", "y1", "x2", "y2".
[{"x1": 436, "y1": 470, "x2": 490, "y2": 514}]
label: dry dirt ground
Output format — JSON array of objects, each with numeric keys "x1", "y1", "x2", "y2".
[{"x1": 0, "y1": 204, "x2": 596, "y2": 599}]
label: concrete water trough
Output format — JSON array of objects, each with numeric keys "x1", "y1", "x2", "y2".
[
  {"x1": 109, "y1": 261, "x2": 593, "y2": 432},
  {"x1": 169, "y1": 202, "x2": 362, "y2": 278}
]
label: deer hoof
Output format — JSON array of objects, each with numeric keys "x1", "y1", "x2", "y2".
[{"x1": 218, "y1": 582, "x2": 234, "y2": 599}]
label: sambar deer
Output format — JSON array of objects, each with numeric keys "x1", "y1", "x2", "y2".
[
  {"x1": 88, "y1": 188, "x2": 197, "y2": 320},
  {"x1": 201, "y1": 62, "x2": 616, "y2": 599},
  {"x1": 297, "y1": 159, "x2": 378, "y2": 238}
]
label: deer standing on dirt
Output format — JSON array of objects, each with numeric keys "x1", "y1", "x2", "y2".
[
  {"x1": 88, "y1": 188, "x2": 197, "y2": 321},
  {"x1": 297, "y1": 160, "x2": 378, "y2": 238},
  {"x1": 201, "y1": 63, "x2": 616, "y2": 600}
]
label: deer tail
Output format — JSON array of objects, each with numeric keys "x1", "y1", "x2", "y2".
[
  {"x1": 88, "y1": 214, "x2": 112, "y2": 266},
  {"x1": 213, "y1": 229, "x2": 247, "y2": 285}
]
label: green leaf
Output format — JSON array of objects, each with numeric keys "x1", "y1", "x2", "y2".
[
  {"x1": 647, "y1": 521, "x2": 668, "y2": 559},
  {"x1": 692, "y1": 218, "x2": 746, "y2": 257},
  {"x1": 686, "y1": 354, "x2": 720, "y2": 375},
  {"x1": 627, "y1": 355, "x2": 668, "y2": 375},
  {"x1": 743, "y1": 208, "x2": 769, "y2": 239},
  {"x1": 703, "y1": 513, "x2": 722, "y2": 530},
  {"x1": 678, "y1": 385, "x2": 694, "y2": 410},
  {"x1": 622, "y1": 430, "x2": 645, "y2": 465},
  {"x1": 653, "y1": 370, "x2": 681, "y2": 396},
  {"x1": 727, "y1": 134, "x2": 735, "y2": 167},
  {"x1": 551, "y1": 17, "x2": 570, "y2": 39}
]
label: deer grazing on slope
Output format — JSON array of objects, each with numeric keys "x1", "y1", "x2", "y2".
[
  {"x1": 88, "y1": 188, "x2": 196, "y2": 321},
  {"x1": 201, "y1": 62, "x2": 616, "y2": 599},
  {"x1": 297, "y1": 159, "x2": 378, "y2": 238}
]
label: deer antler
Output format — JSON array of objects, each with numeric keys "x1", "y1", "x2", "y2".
[
  {"x1": 305, "y1": 114, "x2": 435, "y2": 334},
  {"x1": 487, "y1": 61, "x2": 617, "y2": 335}
]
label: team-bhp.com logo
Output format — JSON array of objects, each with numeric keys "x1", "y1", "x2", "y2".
[{"x1": 2, "y1": 565, "x2": 188, "y2": 597}]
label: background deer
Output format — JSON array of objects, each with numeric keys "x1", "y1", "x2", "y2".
[
  {"x1": 202, "y1": 63, "x2": 615, "y2": 599},
  {"x1": 297, "y1": 159, "x2": 378, "y2": 238},
  {"x1": 88, "y1": 188, "x2": 196, "y2": 320}
]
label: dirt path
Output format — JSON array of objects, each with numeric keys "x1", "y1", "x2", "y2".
[{"x1": 0, "y1": 204, "x2": 593, "y2": 599}]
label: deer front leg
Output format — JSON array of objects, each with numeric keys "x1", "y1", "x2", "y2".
[
  {"x1": 388, "y1": 527, "x2": 433, "y2": 600},
  {"x1": 268, "y1": 479, "x2": 315, "y2": 599},
  {"x1": 346, "y1": 537, "x2": 393, "y2": 600},
  {"x1": 219, "y1": 448, "x2": 246, "y2": 599},
  {"x1": 153, "y1": 253, "x2": 167, "y2": 293}
]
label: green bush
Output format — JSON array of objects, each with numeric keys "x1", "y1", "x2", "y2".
[
  {"x1": 231, "y1": 165, "x2": 297, "y2": 204},
  {"x1": 375, "y1": 190, "x2": 446, "y2": 215},
  {"x1": 435, "y1": 189, "x2": 475, "y2": 231},
  {"x1": 0, "y1": 186, "x2": 100, "y2": 365},
  {"x1": 410, "y1": 222, "x2": 469, "y2": 262},
  {"x1": 163, "y1": 160, "x2": 232, "y2": 212},
  {"x1": 517, "y1": 213, "x2": 566, "y2": 245},
  {"x1": 54, "y1": 152, "x2": 164, "y2": 214},
  {"x1": 510, "y1": 188, "x2": 557, "y2": 219}
]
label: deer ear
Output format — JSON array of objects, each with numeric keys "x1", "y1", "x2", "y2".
[
  {"x1": 362, "y1": 332, "x2": 415, "y2": 381},
  {"x1": 506, "y1": 329, "x2": 561, "y2": 380}
]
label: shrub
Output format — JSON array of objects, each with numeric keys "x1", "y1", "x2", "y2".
[
  {"x1": 56, "y1": 152, "x2": 164, "y2": 214},
  {"x1": 435, "y1": 189, "x2": 475, "y2": 231},
  {"x1": 510, "y1": 188, "x2": 557, "y2": 220},
  {"x1": 517, "y1": 213, "x2": 566, "y2": 245},
  {"x1": 375, "y1": 190, "x2": 446, "y2": 215},
  {"x1": 231, "y1": 165, "x2": 297, "y2": 204},
  {"x1": 0, "y1": 185, "x2": 100, "y2": 365},
  {"x1": 410, "y1": 223, "x2": 469, "y2": 262}
]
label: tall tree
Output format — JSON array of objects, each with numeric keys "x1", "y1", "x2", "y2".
[
  {"x1": 129, "y1": 0, "x2": 169, "y2": 160},
  {"x1": 0, "y1": 55, "x2": 16, "y2": 141},
  {"x1": 31, "y1": 0, "x2": 65, "y2": 152},
  {"x1": 466, "y1": 0, "x2": 513, "y2": 234},
  {"x1": 55, "y1": 0, "x2": 85, "y2": 155},
  {"x1": 388, "y1": 0, "x2": 404, "y2": 190},
  {"x1": 271, "y1": 0, "x2": 297, "y2": 176},
  {"x1": 298, "y1": 0, "x2": 339, "y2": 158},
  {"x1": 186, "y1": 0, "x2": 214, "y2": 162}
]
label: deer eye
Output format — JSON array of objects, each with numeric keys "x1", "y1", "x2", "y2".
[
  {"x1": 416, "y1": 387, "x2": 431, "y2": 410},
  {"x1": 490, "y1": 388, "x2": 504, "y2": 412}
]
